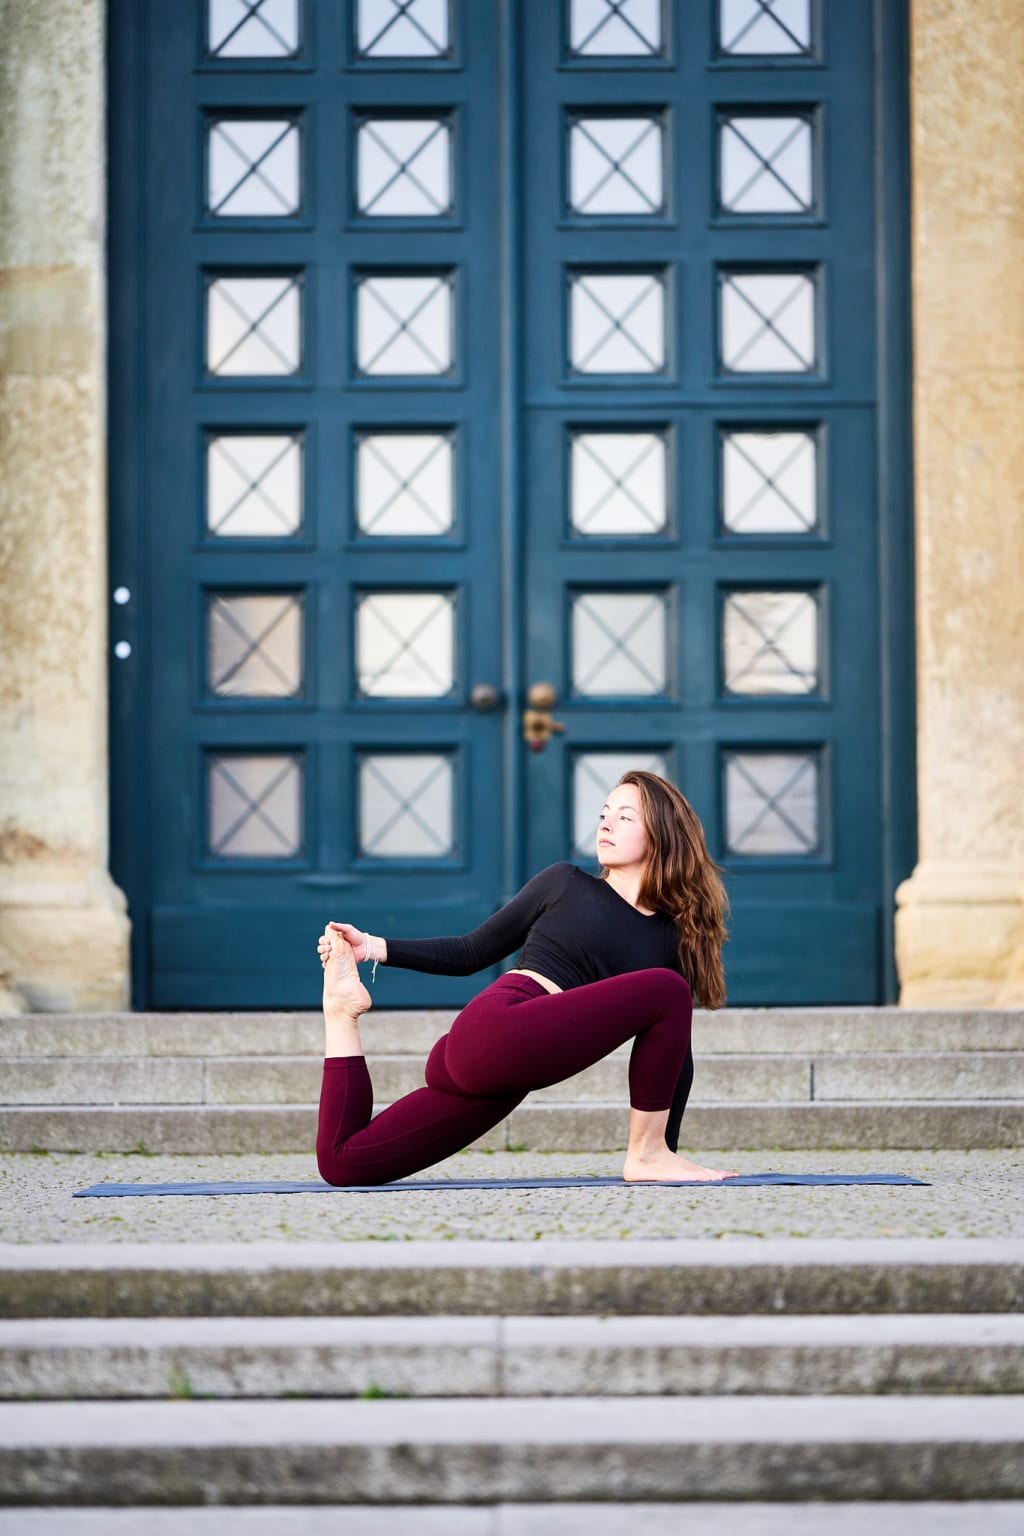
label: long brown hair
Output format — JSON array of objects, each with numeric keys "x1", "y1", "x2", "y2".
[{"x1": 599, "y1": 770, "x2": 730, "y2": 1009}]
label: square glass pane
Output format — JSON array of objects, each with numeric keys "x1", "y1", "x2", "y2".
[
  {"x1": 356, "y1": 0, "x2": 449, "y2": 57},
  {"x1": 356, "y1": 433, "x2": 454, "y2": 536},
  {"x1": 207, "y1": 275, "x2": 301, "y2": 377},
  {"x1": 570, "y1": 116, "x2": 663, "y2": 216},
  {"x1": 720, "y1": 271, "x2": 814, "y2": 374},
  {"x1": 718, "y1": 0, "x2": 811, "y2": 56},
  {"x1": 722, "y1": 590, "x2": 818, "y2": 695},
  {"x1": 569, "y1": 0, "x2": 662, "y2": 57},
  {"x1": 722, "y1": 430, "x2": 817, "y2": 535},
  {"x1": 570, "y1": 272, "x2": 665, "y2": 374},
  {"x1": 573, "y1": 750, "x2": 668, "y2": 858},
  {"x1": 572, "y1": 591, "x2": 668, "y2": 696},
  {"x1": 720, "y1": 116, "x2": 812, "y2": 215},
  {"x1": 356, "y1": 591, "x2": 454, "y2": 696},
  {"x1": 357, "y1": 118, "x2": 451, "y2": 217},
  {"x1": 207, "y1": 592, "x2": 303, "y2": 698},
  {"x1": 570, "y1": 431, "x2": 667, "y2": 536},
  {"x1": 356, "y1": 274, "x2": 452, "y2": 375},
  {"x1": 359, "y1": 753, "x2": 453, "y2": 858},
  {"x1": 208, "y1": 119, "x2": 300, "y2": 218},
  {"x1": 724, "y1": 750, "x2": 819, "y2": 856},
  {"x1": 207, "y1": 753, "x2": 302, "y2": 859},
  {"x1": 208, "y1": 0, "x2": 299, "y2": 58},
  {"x1": 206, "y1": 435, "x2": 302, "y2": 539}
]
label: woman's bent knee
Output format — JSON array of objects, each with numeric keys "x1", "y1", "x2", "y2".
[
  {"x1": 317, "y1": 1148, "x2": 391, "y2": 1188},
  {"x1": 316, "y1": 1148, "x2": 347, "y2": 1187},
  {"x1": 648, "y1": 967, "x2": 692, "y2": 1004}
]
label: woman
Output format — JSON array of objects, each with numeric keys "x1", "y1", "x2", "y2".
[{"x1": 315, "y1": 771, "x2": 737, "y2": 1185}]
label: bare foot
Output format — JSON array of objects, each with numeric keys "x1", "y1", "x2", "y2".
[
  {"x1": 622, "y1": 1149, "x2": 738, "y2": 1183},
  {"x1": 322, "y1": 926, "x2": 372, "y2": 1021}
]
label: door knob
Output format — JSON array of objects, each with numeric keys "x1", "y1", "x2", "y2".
[
  {"x1": 522, "y1": 680, "x2": 567, "y2": 753},
  {"x1": 469, "y1": 683, "x2": 503, "y2": 712}
]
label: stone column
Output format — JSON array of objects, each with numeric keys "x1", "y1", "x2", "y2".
[
  {"x1": 895, "y1": 0, "x2": 1024, "y2": 1005},
  {"x1": 0, "y1": 0, "x2": 130, "y2": 1011}
]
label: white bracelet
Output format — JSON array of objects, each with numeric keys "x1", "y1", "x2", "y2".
[{"x1": 363, "y1": 930, "x2": 380, "y2": 985}]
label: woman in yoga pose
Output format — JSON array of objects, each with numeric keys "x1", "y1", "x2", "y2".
[{"x1": 314, "y1": 770, "x2": 737, "y2": 1186}]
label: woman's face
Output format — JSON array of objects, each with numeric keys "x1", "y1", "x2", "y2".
[{"x1": 596, "y1": 784, "x2": 651, "y2": 870}]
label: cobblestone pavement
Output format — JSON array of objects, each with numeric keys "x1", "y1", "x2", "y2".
[{"x1": 0, "y1": 1148, "x2": 1020, "y2": 1244}]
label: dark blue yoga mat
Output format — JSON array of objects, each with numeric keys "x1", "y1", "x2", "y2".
[{"x1": 74, "y1": 1173, "x2": 928, "y2": 1198}]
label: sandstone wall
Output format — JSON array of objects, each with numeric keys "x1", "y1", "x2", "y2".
[
  {"x1": 0, "y1": 0, "x2": 130, "y2": 1010},
  {"x1": 895, "y1": 0, "x2": 1024, "y2": 1004}
]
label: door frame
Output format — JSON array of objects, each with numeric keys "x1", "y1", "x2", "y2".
[
  {"x1": 107, "y1": 0, "x2": 915, "y2": 1007},
  {"x1": 871, "y1": 0, "x2": 917, "y2": 1001}
]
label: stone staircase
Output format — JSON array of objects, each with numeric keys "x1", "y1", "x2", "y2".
[
  {"x1": 1, "y1": 1007, "x2": 1022, "y2": 1152},
  {"x1": 0, "y1": 1239, "x2": 1022, "y2": 1514},
  {"x1": 2, "y1": 1009, "x2": 1023, "y2": 1523}
]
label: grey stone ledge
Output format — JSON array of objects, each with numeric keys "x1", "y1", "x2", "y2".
[
  {"x1": 2, "y1": 1506, "x2": 1024, "y2": 1536},
  {"x1": 2, "y1": 1052, "x2": 1023, "y2": 1109},
  {"x1": 2, "y1": 1100, "x2": 1021, "y2": 1154},
  {"x1": 2, "y1": 1008, "x2": 1022, "y2": 1061},
  {"x1": 0, "y1": 1396, "x2": 1022, "y2": 1503},
  {"x1": 2, "y1": 1313, "x2": 1023, "y2": 1400},
  {"x1": 2, "y1": 1238, "x2": 1022, "y2": 1319}
]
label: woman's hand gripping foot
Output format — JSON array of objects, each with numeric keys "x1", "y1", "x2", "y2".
[{"x1": 321, "y1": 926, "x2": 372, "y2": 1022}]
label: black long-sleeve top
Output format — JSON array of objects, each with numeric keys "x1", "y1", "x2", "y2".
[{"x1": 385, "y1": 861, "x2": 694, "y2": 1146}]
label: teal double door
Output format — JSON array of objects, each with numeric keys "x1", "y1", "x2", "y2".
[{"x1": 109, "y1": 0, "x2": 914, "y2": 1007}]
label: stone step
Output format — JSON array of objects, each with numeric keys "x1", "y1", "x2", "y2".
[
  {"x1": 505, "y1": 1099, "x2": 1024, "y2": 1151},
  {"x1": 3, "y1": 1051, "x2": 1021, "y2": 1107},
  {"x1": 811, "y1": 1052, "x2": 1024, "y2": 1099},
  {"x1": 2, "y1": 1314, "x2": 1022, "y2": 1401},
  {"x1": 3, "y1": 1008, "x2": 1022, "y2": 1060},
  {"x1": 0, "y1": 1054, "x2": 797, "y2": 1106},
  {"x1": 0, "y1": 1395, "x2": 1022, "y2": 1503},
  {"x1": 2, "y1": 1098, "x2": 1021, "y2": 1153},
  {"x1": 3, "y1": 1239, "x2": 1022, "y2": 1319},
  {"x1": 2, "y1": 1506, "x2": 1024, "y2": 1536}
]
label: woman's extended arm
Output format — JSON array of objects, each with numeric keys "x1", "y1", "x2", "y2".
[
  {"x1": 325, "y1": 862, "x2": 574, "y2": 978},
  {"x1": 383, "y1": 862, "x2": 573, "y2": 975}
]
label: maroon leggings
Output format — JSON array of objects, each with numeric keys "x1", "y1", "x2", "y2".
[{"x1": 316, "y1": 967, "x2": 693, "y2": 1187}]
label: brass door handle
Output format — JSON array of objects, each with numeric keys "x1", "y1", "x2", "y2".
[{"x1": 522, "y1": 681, "x2": 567, "y2": 753}]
